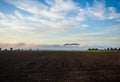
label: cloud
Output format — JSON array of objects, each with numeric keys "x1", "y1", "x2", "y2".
[
  {"x1": 0, "y1": 0, "x2": 120, "y2": 46},
  {"x1": 107, "y1": 7, "x2": 120, "y2": 19},
  {"x1": 6, "y1": 0, "x2": 46, "y2": 14},
  {"x1": 86, "y1": 0, "x2": 120, "y2": 20},
  {"x1": 81, "y1": 24, "x2": 88, "y2": 28},
  {"x1": 2, "y1": 0, "x2": 120, "y2": 29},
  {"x1": 0, "y1": 12, "x2": 6, "y2": 19},
  {"x1": 0, "y1": 0, "x2": 88, "y2": 40},
  {"x1": 41, "y1": 0, "x2": 78, "y2": 19},
  {"x1": 0, "y1": 42, "x2": 38, "y2": 49},
  {"x1": 6, "y1": 0, "x2": 78, "y2": 20},
  {"x1": 87, "y1": 0, "x2": 106, "y2": 19},
  {"x1": 4, "y1": 0, "x2": 119, "y2": 28}
]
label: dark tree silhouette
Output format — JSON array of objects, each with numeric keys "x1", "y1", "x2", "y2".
[
  {"x1": 88, "y1": 48, "x2": 91, "y2": 50},
  {"x1": 18, "y1": 49, "x2": 20, "y2": 51},
  {"x1": 95, "y1": 48, "x2": 98, "y2": 50},
  {"x1": 88, "y1": 48, "x2": 98, "y2": 50},
  {"x1": 10, "y1": 48, "x2": 13, "y2": 51},
  {"x1": 107, "y1": 48, "x2": 109, "y2": 51},
  {"x1": 110, "y1": 48, "x2": 113, "y2": 51},
  {"x1": 119, "y1": 48, "x2": 120, "y2": 51},
  {"x1": 114, "y1": 48, "x2": 117, "y2": 51},
  {"x1": 0, "y1": 48, "x2": 1, "y2": 51}
]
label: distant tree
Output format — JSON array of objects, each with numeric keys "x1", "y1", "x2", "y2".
[
  {"x1": 107, "y1": 48, "x2": 109, "y2": 51},
  {"x1": 88, "y1": 48, "x2": 99, "y2": 50},
  {"x1": 18, "y1": 49, "x2": 20, "y2": 51},
  {"x1": 91, "y1": 48, "x2": 94, "y2": 50},
  {"x1": 0, "y1": 48, "x2": 1, "y2": 51},
  {"x1": 88, "y1": 48, "x2": 91, "y2": 50},
  {"x1": 95, "y1": 48, "x2": 98, "y2": 50},
  {"x1": 29, "y1": 49, "x2": 32, "y2": 51},
  {"x1": 118, "y1": 48, "x2": 120, "y2": 51},
  {"x1": 114, "y1": 48, "x2": 117, "y2": 51},
  {"x1": 110, "y1": 48, "x2": 113, "y2": 51},
  {"x1": 4, "y1": 49, "x2": 7, "y2": 51},
  {"x1": 10, "y1": 48, "x2": 13, "y2": 51}
]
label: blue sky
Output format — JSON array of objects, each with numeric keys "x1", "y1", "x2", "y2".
[{"x1": 0, "y1": 0, "x2": 120, "y2": 49}]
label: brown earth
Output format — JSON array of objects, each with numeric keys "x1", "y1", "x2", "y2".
[{"x1": 0, "y1": 51, "x2": 120, "y2": 82}]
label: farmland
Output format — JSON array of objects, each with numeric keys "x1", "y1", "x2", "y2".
[{"x1": 0, "y1": 51, "x2": 120, "y2": 82}]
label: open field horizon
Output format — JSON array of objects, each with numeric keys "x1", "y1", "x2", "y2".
[{"x1": 0, "y1": 0, "x2": 120, "y2": 81}]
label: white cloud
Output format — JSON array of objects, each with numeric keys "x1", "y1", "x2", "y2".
[
  {"x1": 3, "y1": 0, "x2": 120, "y2": 29},
  {"x1": 14, "y1": 10, "x2": 24, "y2": 19},
  {"x1": 89, "y1": 0, "x2": 106, "y2": 19},
  {"x1": 81, "y1": 24, "x2": 88, "y2": 28},
  {"x1": 107, "y1": 7, "x2": 120, "y2": 19},
  {"x1": 45, "y1": 0, "x2": 78, "y2": 12},
  {"x1": 86, "y1": 0, "x2": 120, "y2": 20},
  {"x1": 0, "y1": 12, "x2": 6, "y2": 19},
  {"x1": 1, "y1": 0, "x2": 119, "y2": 30},
  {"x1": 0, "y1": 0, "x2": 120, "y2": 46},
  {"x1": 4, "y1": 0, "x2": 84, "y2": 28},
  {"x1": 7, "y1": 0, "x2": 47, "y2": 14}
]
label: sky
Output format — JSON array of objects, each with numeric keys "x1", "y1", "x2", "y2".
[{"x1": 0, "y1": 0, "x2": 120, "y2": 50}]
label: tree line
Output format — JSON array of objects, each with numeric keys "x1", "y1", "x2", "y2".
[
  {"x1": 88, "y1": 48, "x2": 120, "y2": 51},
  {"x1": 0, "y1": 47, "x2": 120, "y2": 51},
  {"x1": 0, "y1": 48, "x2": 38, "y2": 51}
]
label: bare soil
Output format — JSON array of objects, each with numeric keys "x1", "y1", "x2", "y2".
[{"x1": 0, "y1": 51, "x2": 120, "y2": 82}]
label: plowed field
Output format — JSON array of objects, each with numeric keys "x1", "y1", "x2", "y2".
[{"x1": 0, "y1": 51, "x2": 120, "y2": 82}]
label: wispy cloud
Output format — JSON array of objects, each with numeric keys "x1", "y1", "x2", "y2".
[
  {"x1": 0, "y1": 0, "x2": 120, "y2": 48},
  {"x1": 86, "y1": 0, "x2": 106, "y2": 19},
  {"x1": 1, "y1": 0, "x2": 119, "y2": 29},
  {"x1": 86, "y1": 0, "x2": 120, "y2": 20},
  {"x1": 1, "y1": 0, "x2": 119, "y2": 31},
  {"x1": 107, "y1": 7, "x2": 120, "y2": 19}
]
